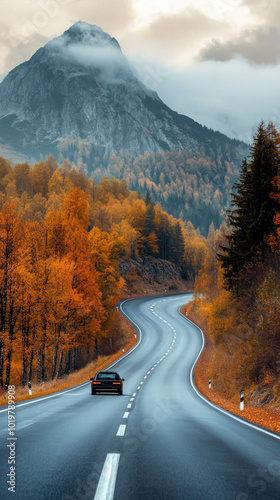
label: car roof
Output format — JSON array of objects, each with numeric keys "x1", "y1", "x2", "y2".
[{"x1": 96, "y1": 371, "x2": 120, "y2": 375}]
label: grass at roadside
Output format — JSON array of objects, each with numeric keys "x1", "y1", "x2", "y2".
[
  {"x1": 181, "y1": 305, "x2": 280, "y2": 436},
  {"x1": 0, "y1": 313, "x2": 136, "y2": 407}
]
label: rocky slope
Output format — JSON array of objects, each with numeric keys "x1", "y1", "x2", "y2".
[
  {"x1": 119, "y1": 257, "x2": 192, "y2": 296},
  {"x1": 0, "y1": 21, "x2": 199, "y2": 158}
]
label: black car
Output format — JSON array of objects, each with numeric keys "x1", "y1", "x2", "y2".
[{"x1": 90, "y1": 371, "x2": 124, "y2": 395}]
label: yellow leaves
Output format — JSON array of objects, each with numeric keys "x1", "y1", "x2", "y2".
[
  {"x1": 127, "y1": 198, "x2": 146, "y2": 232},
  {"x1": 62, "y1": 188, "x2": 89, "y2": 230},
  {"x1": 110, "y1": 220, "x2": 140, "y2": 259},
  {"x1": 89, "y1": 226, "x2": 124, "y2": 325},
  {"x1": 142, "y1": 231, "x2": 159, "y2": 256}
]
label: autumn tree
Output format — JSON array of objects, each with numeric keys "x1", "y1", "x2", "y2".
[
  {"x1": 89, "y1": 226, "x2": 124, "y2": 339},
  {"x1": 0, "y1": 204, "x2": 23, "y2": 387}
]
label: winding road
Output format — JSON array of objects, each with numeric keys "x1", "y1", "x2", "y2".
[{"x1": 0, "y1": 293, "x2": 279, "y2": 500}]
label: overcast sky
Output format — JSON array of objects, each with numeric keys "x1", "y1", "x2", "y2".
[{"x1": 1, "y1": 0, "x2": 280, "y2": 142}]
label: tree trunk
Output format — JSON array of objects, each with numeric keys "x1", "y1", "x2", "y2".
[
  {"x1": 51, "y1": 345, "x2": 58, "y2": 380},
  {"x1": 37, "y1": 349, "x2": 41, "y2": 383},
  {"x1": 0, "y1": 340, "x2": 4, "y2": 388},
  {"x1": 72, "y1": 347, "x2": 76, "y2": 372},
  {"x1": 5, "y1": 302, "x2": 16, "y2": 389},
  {"x1": 41, "y1": 345, "x2": 46, "y2": 381},
  {"x1": 4, "y1": 349, "x2": 12, "y2": 389},
  {"x1": 21, "y1": 355, "x2": 27, "y2": 386},
  {"x1": 28, "y1": 350, "x2": 33, "y2": 385},
  {"x1": 94, "y1": 338, "x2": 98, "y2": 359},
  {"x1": 41, "y1": 315, "x2": 47, "y2": 381},
  {"x1": 56, "y1": 350, "x2": 63, "y2": 379},
  {"x1": 64, "y1": 349, "x2": 71, "y2": 375},
  {"x1": 21, "y1": 320, "x2": 30, "y2": 387},
  {"x1": 0, "y1": 265, "x2": 8, "y2": 388}
]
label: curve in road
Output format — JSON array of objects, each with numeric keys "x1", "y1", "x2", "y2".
[{"x1": 0, "y1": 293, "x2": 279, "y2": 500}]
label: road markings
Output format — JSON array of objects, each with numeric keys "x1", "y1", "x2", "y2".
[
  {"x1": 94, "y1": 453, "x2": 120, "y2": 500},
  {"x1": 123, "y1": 412, "x2": 130, "y2": 418},
  {"x1": 116, "y1": 425, "x2": 126, "y2": 436},
  {"x1": 130, "y1": 397, "x2": 134, "y2": 401},
  {"x1": 181, "y1": 311, "x2": 280, "y2": 442},
  {"x1": 127, "y1": 403, "x2": 132, "y2": 409},
  {"x1": 16, "y1": 420, "x2": 35, "y2": 431},
  {"x1": 0, "y1": 381, "x2": 91, "y2": 413}
]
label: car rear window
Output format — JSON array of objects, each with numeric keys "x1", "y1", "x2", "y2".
[{"x1": 96, "y1": 372, "x2": 119, "y2": 380}]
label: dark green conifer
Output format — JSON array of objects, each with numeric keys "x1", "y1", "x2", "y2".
[{"x1": 219, "y1": 122, "x2": 280, "y2": 290}]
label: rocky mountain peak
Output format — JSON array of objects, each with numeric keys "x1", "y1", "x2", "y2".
[
  {"x1": 30, "y1": 20, "x2": 125, "y2": 75},
  {"x1": 61, "y1": 21, "x2": 121, "y2": 50},
  {"x1": 0, "y1": 22, "x2": 245, "y2": 162}
]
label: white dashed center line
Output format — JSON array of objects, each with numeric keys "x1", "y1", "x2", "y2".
[
  {"x1": 94, "y1": 453, "x2": 120, "y2": 500},
  {"x1": 116, "y1": 425, "x2": 126, "y2": 436}
]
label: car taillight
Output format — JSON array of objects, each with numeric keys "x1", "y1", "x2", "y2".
[
  {"x1": 112, "y1": 382, "x2": 121, "y2": 385},
  {"x1": 92, "y1": 382, "x2": 101, "y2": 384}
]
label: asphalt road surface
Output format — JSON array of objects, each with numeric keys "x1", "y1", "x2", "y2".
[{"x1": 0, "y1": 293, "x2": 279, "y2": 500}]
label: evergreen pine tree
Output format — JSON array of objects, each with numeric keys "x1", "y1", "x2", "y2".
[
  {"x1": 143, "y1": 203, "x2": 158, "y2": 255},
  {"x1": 145, "y1": 189, "x2": 153, "y2": 206},
  {"x1": 219, "y1": 122, "x2": 280, "y2": 290},
  {"x1": 171, "y1": 222, "x2": 185, "y2": 265}
]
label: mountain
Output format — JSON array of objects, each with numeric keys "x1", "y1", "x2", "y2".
[
  {"x1": 0, "y1": 21, "x2": 247, "y2": 163},
  {"x1": 0, "y1": 22, "x2": 249, "y2": 234}
]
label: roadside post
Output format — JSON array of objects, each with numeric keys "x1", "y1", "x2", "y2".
[
  {"x1": 209, "y1": 379, "x2": 211, "y2": 389},
  {"x1": 240, "y1": 390, "x2": 244, "y2": 411},
  {"x1": 28, "y1": 381, "x2": 32, "y2": 396}
]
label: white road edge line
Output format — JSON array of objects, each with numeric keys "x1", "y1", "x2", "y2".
[
  {"x1": 0, "y1": 298, "x2": 143, "y2": 413},
  {"x1": 0, "y1": 381, "x2": 90, "y2": 413},
  {"x1": 93, "y1": 453, "x2": 120, "y2": 500},
  {"x1": 105, "y1": 299, "x2": 143, "y2": 371},
  {"x1": 180, "y1": 310, "x2": 280, "y2": 441}
]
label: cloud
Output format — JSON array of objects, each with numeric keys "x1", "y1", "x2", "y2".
[
  {"x1": 132, "y1": 57, "x2": 280, "y2": 142},
  {"x1": 2, "y1": 32, "x2": 49, "y2": 71},
  {"x1": 122, "y1": 8, "x2": 226, "y2": 65},
  {"x1": 69, "y1": 0, "x2": 135, "y2": 40},
  {"x1": 200, "y1": 26, "x2": 280, "y2": 65},
  {"x1": 242, "y1": 0, "x2": 280, "y2": 21},
  {"x1": 65, "y1": 44, "x2": 121, "y2": 67},
  {"x1": 0, "y1": 0, "x2": 278, "y2": 143},
  {"x1": 44, "y1": 23, "x2": 132, "y2": 84},
  {"x1": 199, "y1": 0, "x2": 280, "y2": 65},
  {"x1": 0, "y1": 0, "x2": 134, "y2": 73}
]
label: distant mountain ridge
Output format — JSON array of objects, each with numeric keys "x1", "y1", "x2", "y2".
[
  {"x1": 0, "y1": 21, "x2": 249, "y2": 233},
  {"x1": 0, "y1": 21, "x2": 247, "y2": 163}
]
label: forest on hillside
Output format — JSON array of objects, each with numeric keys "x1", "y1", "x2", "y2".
[
  {"x1": 188, "y1": 122, "x2": 280, "y2": 408},
  {"x1": 0, "y1": 156, "x2": 209, "y2": 390},
  {"x1": 1, "y1": 121, "x2": 277, "y2": 408},
  {"x1": 57, "y1": 138, "x2": 248, "y2": 235}
]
